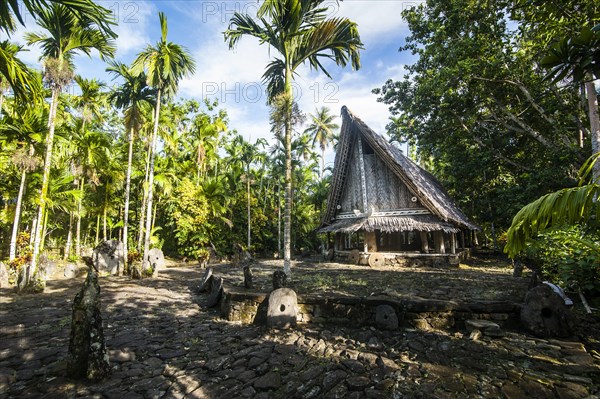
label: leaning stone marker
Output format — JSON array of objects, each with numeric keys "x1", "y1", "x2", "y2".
[
  {"x1": 520, "y1": 284, "x2": 573, "y2": 338},
  {"x1": 273, "y1": 270, "x2": 287, "y2": 290},
  {"x1": 243, "y1": 266, "x2": 253, "y2": 289},
  {"x1": 147, "y1": 248, "x2": 166, "y2": 277},
  {"x1": 38, "y1": 254, "x2": 56, "y2": 280},
  {"x1": 267, "y1": 288, "x2": 298, "y2": 329},
  {"x1": 67, "y1": 263, "x2": 110, "y2": 380},
  {"x1": 197, "y1": 267, "x2": 213, "y2": 293},
  {"x1": 64, "y1": 263, "x2": 79, "y2": 279},
  {"x1": 207, "y1": 277, "x2": 223, "y2": 308},
  {"x1": 0, "y1": 262, "x2": 9, "y2": 288},
  {"x1": 375, "y1": 305, "x2": 398, "y2": 330},
  {"x1": 92, "y1": 240, "x2": 124, "y2": 275}
]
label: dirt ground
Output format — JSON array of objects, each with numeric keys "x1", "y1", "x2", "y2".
[{"x1": 1, "y1": 253, "x2": 599, "y2": 398}]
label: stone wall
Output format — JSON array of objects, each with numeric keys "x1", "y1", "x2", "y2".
[
  {"x1": 218, "y1": 285, "x2": 520, "y2": 332},
  {"x1": 334, "y1": 249, "x2": 470, "y2": 268}
]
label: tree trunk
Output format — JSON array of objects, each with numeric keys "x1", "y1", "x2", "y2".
[
  {"x1": 585, "y1": 76, "x2": 600, "y2": 180},
  {"x1": 40, "y1": 207, "x2": 49, "y2": 254},
  {"x1": 103, "y1": 194, "x2": 108, "y2": 242},
  {"x1": 151, "y1": 198, "x2": 157, "y2": 232},
  {"x1": 283, "y1": 67, "x2": 293, "y2": 276},
  {"x1": 9, "y1": 145, "x2": 33, "y2": 261},
  {"x1": 142, "y1": 88, "x2": 162, "y2": 273},
  {"x1": 277, "y1": 182, "x2": 281, "y2": 257},
  {"x1": 75, "y1": 177, "x2": 84, "y2": 257},
  {"x1": 95, "y1": 214, "x2": 100, "y2": 246},
  {"x1": 137, "y1": 139, "x2": 152, "y2": 252},
  {"x1": 28, "y1": 86, "x2": 59, "y2": 287},
  {"x1": 64, "y1": 213, "x2": 73, "y2": 260},
  {"x1": 247, "y1": 168, "x2": 251, "y2": 249},
  {"x1": 123, "y1": 126, "x2": 135, "y2": 270},
  {"x1": 321, "y1": 147, "x2": 325, "y2": 179}
]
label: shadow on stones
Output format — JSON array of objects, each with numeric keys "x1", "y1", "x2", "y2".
[{"x1": 1, "y1": 265, "x2": 599, "y2": 399}]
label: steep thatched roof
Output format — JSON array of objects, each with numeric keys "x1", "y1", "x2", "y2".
[{"x1": 318, "y1": 106, "x2": 478, "y2": 233}]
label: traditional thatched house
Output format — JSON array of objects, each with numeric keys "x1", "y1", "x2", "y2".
[{"x1": 318, "y1": 106, "x2": 478, "y2": 266}]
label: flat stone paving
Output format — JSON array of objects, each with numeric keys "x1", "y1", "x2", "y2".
[{"x1": 0, "y1": 266, "x2": 599, "y2": 399}]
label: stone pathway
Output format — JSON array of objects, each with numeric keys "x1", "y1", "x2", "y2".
[{"x1": 1, "y1": 266, "x2": 599, "y2": 398}]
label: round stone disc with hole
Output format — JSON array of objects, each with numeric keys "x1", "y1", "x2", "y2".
[
  {"x1": 368, "y1": 253, "x2": 385, "y2": 267},
  {"x1": 348, "y1": 249, "x2": 360, "y2": 265}
]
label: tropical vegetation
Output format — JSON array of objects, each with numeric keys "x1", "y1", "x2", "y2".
[{"x1": 0, "y1": 0, "x2": 598, "y2": 299}]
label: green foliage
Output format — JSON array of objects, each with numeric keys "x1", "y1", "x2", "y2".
[
  {"x1": 524, "y1": 226, "x2": 600, "y2": 294},
  {"x1": 374, "y1": 0, "x2": 587, "y2": 235},
  {"x1": 505, "y1": 153, "x2": 600, "y2": 257},
  {"x1": 165, "y1": 178, "x2": 210, "y2": 259}
]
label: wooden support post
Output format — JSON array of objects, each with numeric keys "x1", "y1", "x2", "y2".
[
  {"x1": 434, "y1": 231, "x2": 445, "y2": 254},
  {"x1": 460, "y1": 230, "x2": 466, "y2": 249},
  {"x1": 450, "y1": 233, "x2": 456, "y2": 254},
  {"x1": 365, "y1": 231, "x2": 377, "y2": 253},
  {"x1": 334, "y1": 233, "x2": 340, "y2": 251},
  {"x1": 419, "y1": 231, "x2": 429, "y2": 253}
]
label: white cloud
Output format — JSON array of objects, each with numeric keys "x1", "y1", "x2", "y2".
[
  {"x1": 336, "y1": 0, "x2": 417, "y2": 44},
  {"x1": 173, "y1": 1, "x2": 410, "y2": 145},
  {"x1": 111, "y1": 1, "x2": 154, "y2": 57}
]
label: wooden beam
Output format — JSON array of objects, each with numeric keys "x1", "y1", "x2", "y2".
[
  {"x1": 419, "y1": 231, "x2": 429, "y2": 253},
  {"x1": 365, "y1": 231, "x2": 377, "y2": 252},
  {"x1": 357, "y1": 136, "x2": 368, "y2": 212},
  {"x1": 434, "y1": 231, "x2": 445, "y2": 254},
  {"x1": 450, "y1": 233, "x2": 456, "y2": 254}
]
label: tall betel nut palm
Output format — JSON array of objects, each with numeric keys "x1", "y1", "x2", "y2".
[
  {"x1": 225, "y1": 0, "x2": 362, "y2": 275},
  {"x1": 107, "y1": 61, "x2": 155, "y2": 274},
  {"x1": 132, "y1": 11, "x2": 196, "y2": 277},
  {"x1": 305, "y1": 106, "x2": 339, "y2": 179},
  {"x1": 24, "y1": 4, "x2": 115, "y2": 289}
]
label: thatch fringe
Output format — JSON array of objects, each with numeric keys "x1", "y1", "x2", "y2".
[{"x1": 318, "y1": 215, "x2": 460, "y2": 234}]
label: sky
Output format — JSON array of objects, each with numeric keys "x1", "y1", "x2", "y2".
[{"x1": 6, "y1": 0, "x2": 420, "y2": 168}]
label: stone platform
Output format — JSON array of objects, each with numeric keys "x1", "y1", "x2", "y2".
[{"x1": 211, "y1": 257, "x2": 530, "y2": 331}]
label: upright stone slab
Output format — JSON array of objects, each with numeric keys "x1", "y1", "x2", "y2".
[
  {"x1": 38, "y1": 254, "x2": 56, "y2": 280},
  {"x1": 64, "y1": 263, "x2": 79, "y2": 279},
  {"x1": 267, "y1": 288, "x2": 298, "y2": 329},
  {"x1": 375, "y1": 305, "x2": 398, "y2": 330},
  {"x1": 0, "y1": 262, "x2": 9, "y2": 288},
  {"x1": 197, "y1": 267, "x2": 213, "y2": 293},
  {"x1": 243, "y1": 266, "x2": 253, "y2": 289},
  {"x1": 147, "y1": 248, "x2": 166, "y2": 277},
  {"x1": 207, "y1": 277, "x2": 223, "y2": 308},
  {"x1": 520, "y1": 284, "x2": 573, "y2": 338},
  {"x1": 92, "y1": 240, "x2": 124, "y2": 275},
  {"x1": 67, "y1": 266, "x2": 110, "y2": 380},
  {"x1": 273, "y1": 270, "x2": 287, "y2": 290},
  {"x1": 232, "y1": 243, "x2": 253, "y2": 268}
]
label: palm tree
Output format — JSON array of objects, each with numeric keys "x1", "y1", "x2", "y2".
[
  {"x1": 72, "y1": 76, "x2": 107, "y2": 257},
  {"x1": 0, "y1": 0, "x2": 116, "y2": 36},
  {"x1": 3, "y1": 103, "x2": 46, "y2": 262},
  {"x1": 23, "y1": 4, "x2": 115, "y2": 286},
  {"x1": 107, "y1": 61, "x2": 154, "y2": 271},
  {"x1": 225, "y1": 0, "x2": 362, "y2": 274},
  {"x1": 132, "y1": 11, "x2": 196, "y2": 275},
  {"x1": 0, "y1": 40, "x2": 41, "y2": 108},
  {"x1": 238, "y1": 136, "x2": 267, "y2": 249},
  {"x1": 304, "y1": 106, "x2": 338, "y2": 179},
  {"x1": 69, "y1": 126, "x2": 110, "y2": 257}
]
